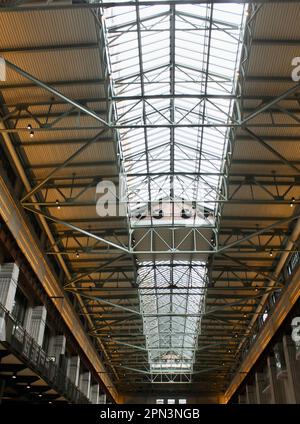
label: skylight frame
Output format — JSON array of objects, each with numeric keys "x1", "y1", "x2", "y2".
[{"x1": 103, "y1": 1, "x2": 247, "y2": 376}]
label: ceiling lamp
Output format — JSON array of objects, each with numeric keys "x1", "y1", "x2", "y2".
[
  {"x1": 152, "y1": 208, "x2": 163, "y2": 219},
  {"x1": 181, "y1": 208, "x2": 192, "y2": 219},
  {"x1": 135, "y1": 204, "x2": 146, "y2": 220}
]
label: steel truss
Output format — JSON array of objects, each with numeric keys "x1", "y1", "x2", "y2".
[
  {"x1": 1, "y1": 0, "x2": 299, "y2": 391},
  {"x1": 0, "y1": 1, "x2": 295, "y2": 13},
  {"x1": 3, "y1": 53, "x2": 299, "y2": 257}
]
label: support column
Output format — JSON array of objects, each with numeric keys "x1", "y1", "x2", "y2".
[
  {"x1": 273, "y1": 341, "x2": 292, "y2": 402},
  {"x1": 267, "y1": 356, "x2": 286, "y2": 404},
  {"x1": 238, "y1": 394, "x2": 246, "y2": 404},
  {"x1": 282, "y1": 335, "x2": 300, "y2": 403},
  {"x1": 273, "y1": 342, "x2": 286, "y2": 374},
  {"x1": 80, "y1": 371, "x2": 91, "y2": 399},
  {"x1": 24, "y1": 305, "x2": 32, "y2": 333},
  {"x1": 48, "y1": 335, "x2": 66, "y2": 365},
  {"x1": 255, "y1": 372, "x2": 265, "y2": 404},
  {"x1": 246, "y1": 384, "x2": 257, "y2": 404},
  {"x1": 90, "y1": 384, "x2": 99, "y2": 404},
  {"x1": 0, "y1": 263, "x2": 19, "y2": 312},
  {"x1": 67, "y1": 355, "x2": 80, "y2": 387},
  {"x1": 99, "y1": 393, "x2": 106, "y2": 404},
  {"x1": 27, "y1": 305, "x2": 47, "y2": 346},
  {"x1": 0, "y1": 263, "x2": 19, "y2": 341}
]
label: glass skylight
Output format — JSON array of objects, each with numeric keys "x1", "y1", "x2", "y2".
[
  {"x1": 138, "y1": 261, "x2": 206, "y2": 373},
  {"x1": 103, "y1": 1, "x2": 247, "y2": 376}
]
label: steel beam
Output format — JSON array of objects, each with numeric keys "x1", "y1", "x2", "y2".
[
  {"x1": 244, "y1": 128, "x2": 300, "y2": 173},
  {"x1": 218, "y1": 213, "x2": 300, "y2": 253},
  {"x1": 0, "y1": 78, "x2": 106, "y2": 90},
  {"x1": 4, "y1": 59, "x2": 109, "y2": 126},
  {"x1": 21, "y1": 130, "x2": 108, "y2": 202},
  {"x1": 0, "y1": 0, "x2": 294, "y2": 12},
  {"x1": 1, "y1": 43, "x2": 99, "y2": 54},
  {"x1": 22, "y1": 205, "x2": 130, "y2": 254},
  {"x1": 22, "y1": 199, "x2": 300, "y2": 207}
]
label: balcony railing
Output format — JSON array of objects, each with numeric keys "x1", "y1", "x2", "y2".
[
  {"x1": 0, "y1": 302, "x2": 90, "y2": 404},
  {"x1": 231, "y1": 251, "x2": 300, "y2": 373}
]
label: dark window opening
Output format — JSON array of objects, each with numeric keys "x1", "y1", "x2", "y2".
[
  {"x1": 42, "y1": 324, "x2": 51, "y2": 353},
  {"x1": 0, "y1": 141, "x2": 17, "y2": 187},
  {"x1": 11, "y1": 287, "x2": 28, "y2": 326}
]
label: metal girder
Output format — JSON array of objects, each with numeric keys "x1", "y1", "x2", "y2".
[
  {"x1": 26, "y1": 203, "x2": 296, "y2": 255},
  {"x1": 244, "y1": 128, "x2": 300, "y2": 174},
  {"x1": 22, "y1": 205, "x2": 130, "y2": 254},
  {"x1": 44, "y1": 173, "x2": 297, "y2": 181},
  {"x1": 221, "y1": 215, "x2": 291, "y2": 222},
  {"x1": 66, "y1": 285, "x2": 280, "y2": 292},
  {"x1": 68, "y1": 287, "x2": 275, "y2": 318},
  {"x1": 65, "y1": 255, "x2": 129, "y2": 287},
  {"x1": 19, "y1": 158, "x2": 300, "y2": 170},
  {"x1": 218, "y1": 213, "x2": 300, "y2": 254},
  {"x1": 114, "y1": 364, "x2": 221, "y2": 378},
  {"x1": 4, "y1": 59, "x2": 109, "y2": 127},
  {"x1": 3, "y1": 108, "x2": 107, "y2": 123},
  {"x1": 1, "y1": 55, "x2": 299, "y2": 135},
  {"x1": 21, "y1": 130, "x2": 108, "y2": 202},
  {"x1": 6, "y1": 94, "x2": 299, "y2": 110},
  {"x1": 0, "y1": 0, "x2": 293, "y2": 12},
  {"x1": 15, "y1": 137, "x2": 114, "y2": 147},
  {"x1": 22, "y1": 199, "x2": 300, "y2": 207},
  {"x1": 25, "y1": 160, "x2": 116, "y2": 169},
  {"x1": 5, "y1": 122, "x2": 300, "y2": 137},
  {"x1": 0, "y1": 43, "x2": 99, "y2": 54},
  {"x1": 112, "y1": 122, "x2": 300, "y2": 128},
  {"x1": 108, "y1": 93, "x2": 296, "y2": 101},
  {"x1": 252, "y1": 38, "x2": 300, "y2": 46},
  {"x1": 111, "y1": 339, "x2": 238, "y2": 353},
  {"x1": 0, "y1": 78, "x2": 106, "y2": 90},
  {"x1": 1, "y1": 0, "x2": 298, "y2": 395}
]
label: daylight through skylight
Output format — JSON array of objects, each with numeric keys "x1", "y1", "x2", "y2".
[{"x1": 103, "y1": 1, "x2": 247, "y2": 376}]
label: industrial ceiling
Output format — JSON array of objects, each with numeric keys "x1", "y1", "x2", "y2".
[{"x1": 0, "y1": 0, "x2": 300, "y2": 399}]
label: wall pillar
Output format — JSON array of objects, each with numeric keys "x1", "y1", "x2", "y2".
[
  {"x1": 23, "y1": 305, "x2": 32, "y2": 333},
  {"x1": 238, "y1": 394, "x2": 246, "y2": 404},
  {"x1": 27, "y1": 305, "x2": 47, "y2": 346},
  {"x1": 90, "y1": 384, "x2": 99, "y2": 404},
  {"x1": 273, "y1": 341, "x2": 292, "y2": 403},
  {"x1": 0, "y1": 263, "x2": 19, "y2": 341},
  {"x1": 255, "y1": 372, "x2": 265, "y2": 404},
  {"x1": 99, "y1": 393, "x2": 106, "y2": 404},
  {"x1": 0, "y1": 263, "x2": 19, "y2": 312},
  {"x1": 282, "y1": 335, "x2": 300, "y2": 403},
  {"x1": 267, "y1": 356, "x2": 286, "y2": 404},
  {"x1": 67, "y1": 355, "x2": 80, "y2": 387},
  {"x1": 48, "y1": 335, "x2": 66, "y2": 365},
  {"x1": 80, "y1": 371, "x2": 91, "y2": 399},
  {"x1": 246, "y1": 383, "x2": 257, "y2": 404}
]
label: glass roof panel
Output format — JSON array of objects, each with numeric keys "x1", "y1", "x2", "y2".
[
  {"x1": 103, "y1": 1, "x2": 247, "y2": 375},
  {"x1": 138, "y1": 261, "x2": 206, "y2": 372}
]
